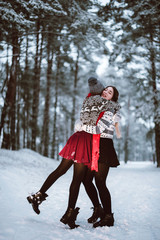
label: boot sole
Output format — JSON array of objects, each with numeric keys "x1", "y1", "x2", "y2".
[
  {"x1": 60, "y1": 218, "x2": 68, "y2": 224},
  {"x1": 93, "y1": 222, "x2": 114, "y2": 228},
  {"x1": 60, "y1": 219, "x2": 79, "y2": 229}
]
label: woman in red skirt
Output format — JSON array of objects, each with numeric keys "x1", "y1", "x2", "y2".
[
  {"x1": 27, "y1": 77, "x2": 120, "y2": 229},
  {"x1": 60, "y1": 85, "x2": 121, "y2": 229}
]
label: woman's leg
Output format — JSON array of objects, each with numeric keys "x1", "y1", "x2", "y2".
[
  {"x1": 27, "y1": 158, "x2": 73, "y2": 214},
  {"x1": 60, "y1": 163, "x2": 87, "y2": 229},
  {"x1": 82, "y1": 168, "x2": 100, "y2": 207},
  {"x1": 94, "y1": 163, "x2": 111, "y2": 214},
  {"x1": 67, "y1": 162, "x2": 87, "y2": 209},
  {"x1": 82, "y1": 168, "x2": 104, "y2": 223},
  {"x1": 93, "y1": 163, "x2": 114, "y2": 227},
  {"x1": 40, "y1": 158, "x2": 73, "y2": 193}
]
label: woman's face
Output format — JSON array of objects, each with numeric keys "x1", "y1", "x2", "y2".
[{"x1": 102, "y1": 87, "x2": 114, "y2": 100}]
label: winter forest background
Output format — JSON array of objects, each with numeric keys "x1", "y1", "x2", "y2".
[{"x1": 0, "y1": 0, "x2": 160, "y2": 166}]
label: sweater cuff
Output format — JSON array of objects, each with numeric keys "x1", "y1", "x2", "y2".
[{"x1": 82, "y1": 125, "x2": 100, "y2": 134}]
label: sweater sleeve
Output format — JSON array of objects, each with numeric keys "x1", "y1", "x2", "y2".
[
  {"x1": 113, "y1": 111, "x2": 121, "y2": 123},
  {"x1": 82, "y1": 111, "x2": 114, "y2": 134}
]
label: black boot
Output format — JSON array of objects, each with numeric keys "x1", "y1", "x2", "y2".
[
  {"x1": 27, "y1": 191, "x2": 48, "y2": 214},
  {"x1": 60, "y1": 207, "x2": 80, "y2": 229},
  {"x1": 93, "y1": 213, "x2": 114, "y2": 228},
  {"x1": 88, "y1": 205, "x2": 104, "y2": 223}
]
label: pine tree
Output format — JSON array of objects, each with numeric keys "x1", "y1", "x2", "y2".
[
  {"x1": 99, "y1": 0, "x2": 160, "y2": 166},
  {"x1": 0, "y1": 0, "x2": 32, "y2": 149}
]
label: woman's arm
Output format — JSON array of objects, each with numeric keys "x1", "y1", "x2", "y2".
[
  {"x1": 113, "y1": 113, "x2": 121, "y2": 138},
  {"x1": 77, "y1": 111, "x2": 114, "y2": 134},
  {"x1": 80, "y1": 95, "x2": 121, "y2": 126},
  {"x1": 115, "y1": 122, "x2": 121, "y2": 138},
  {"x1": 76, "y1": 111, "x2": 121, "y2": 138}
]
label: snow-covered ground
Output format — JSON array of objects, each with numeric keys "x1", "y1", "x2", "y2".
[{"x1": 0, "y1": 149, "x2": 160, "y2": 240}]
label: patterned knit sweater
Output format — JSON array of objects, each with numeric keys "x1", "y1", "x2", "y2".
[
  {"x1": 80, "y1": 95, "x2": 120, "y2": 126},
  {"x1": 82, "y1": 111, "x2": 121, "y2": 139}
]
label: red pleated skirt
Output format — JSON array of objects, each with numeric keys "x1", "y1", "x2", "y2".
[{"x1": 59, "y1": 131, "x2": 92, "y2": 168}]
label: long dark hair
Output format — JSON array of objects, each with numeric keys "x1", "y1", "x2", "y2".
[{"x1": 105, "y1": 86, "x2": 119, "y2": 102}]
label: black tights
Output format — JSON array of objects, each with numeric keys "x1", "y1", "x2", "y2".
[
  {"x1": 67, "y1": 163, "x2": 87, "y2": 209},
  {"x1": 82, "y1": 168, "x2": 100, "y2": 207},
  {"x1": 95, "y1": 163, "x2": 111, "y2": 214},
  {"x1": 40, "y1": 158, "x2": 73, "y2": 194},
  {"x1": 67, "y1": 162, "x2": 112, "y2": 215},
  {"x1": 39, "y1": 158, "x2": 111, "y2": 215},
  {"x1": 83, "y1": 163, "x2": 112, "y2": 214}
]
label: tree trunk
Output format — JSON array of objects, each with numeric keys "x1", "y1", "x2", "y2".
[
  {"x1": 41, "y1": 31, "x2": 54, "y2": 157},
  {"x1": 1, "y1": 30, "x2": 19, "y2": 149},
  {"x1": 71, "y1": 49, "x2": 79, "y2": 133},
  {"x1": 31, "y1": 21, "x2": 43, "y2": 151},
  {"x1": 51, "y1": 54, "x2": 60, "y2": 159},
  {"x1": 23, "y1": 105, "x2": 26, "y2": 148},
  {"x1": 26, "y1": 38, "x2": 31, "y2": 149},
  {"x1": 124, "y1": 97, "x2": 130, "y2": 163},
  {"x1": 155, "y1": 123, "x2": 160, "y2": 167},
  {"x1": 10, "y1": 94, "x2": 16, "y2": 150},
  {"x1": 1, "y1": 44, "x2": 9, "y2": 98},
  {"x1": 16, "y1": 81, "x2": 20, "y2": 149},
  {"x1": 56, "y1": 134, "x2": 60, "y2": 161},
  {"x1": 22, "y1": 33, "x2": 29, "y2": 148},
  {"x1": 149, "y1": 29, "x2": 160, "y2": 167}
]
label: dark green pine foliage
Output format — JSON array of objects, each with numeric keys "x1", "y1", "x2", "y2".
[
  {"x1": 0, "y1": 0, "x2": 32, "y2": 149},
  {"x1": 29, "y1": 0, "x2": 66, "y2": 151},
  {"x1": 0, "y1": 0, "x2": 114, "y2": 159},
  {"x1": 99, "y1": 0, "x2": 160, "y2": 166}
]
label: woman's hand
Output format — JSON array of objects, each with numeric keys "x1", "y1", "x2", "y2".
[
  {"x1": 74, "y1": 120, "x2": 83, "y2": 132},
  {"x1": 115, "y1": 122, "x2": 121, "y2": 139}
]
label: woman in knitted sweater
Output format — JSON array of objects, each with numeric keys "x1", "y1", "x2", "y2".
[
  {"x1": 82, "y1": 86, "x2": 121, "y2": 228},
  {"x1": 27, "y1": 77, "x2": 120, "y2": 229},
  {"x1": 60, "y1": 85, "x2": 121, "y2": 229}
]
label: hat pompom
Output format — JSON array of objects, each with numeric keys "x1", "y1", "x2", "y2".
[
  {"x1": 88, "y1": 77, "x2": 104, "y2": 94},
  {"x1": 88, "y1": 77, "x2": 98, "y2": 86}
]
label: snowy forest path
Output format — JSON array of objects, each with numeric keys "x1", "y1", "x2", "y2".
[{"x1": 0, "y1": 149, "x2": 160, "y2": 240}]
